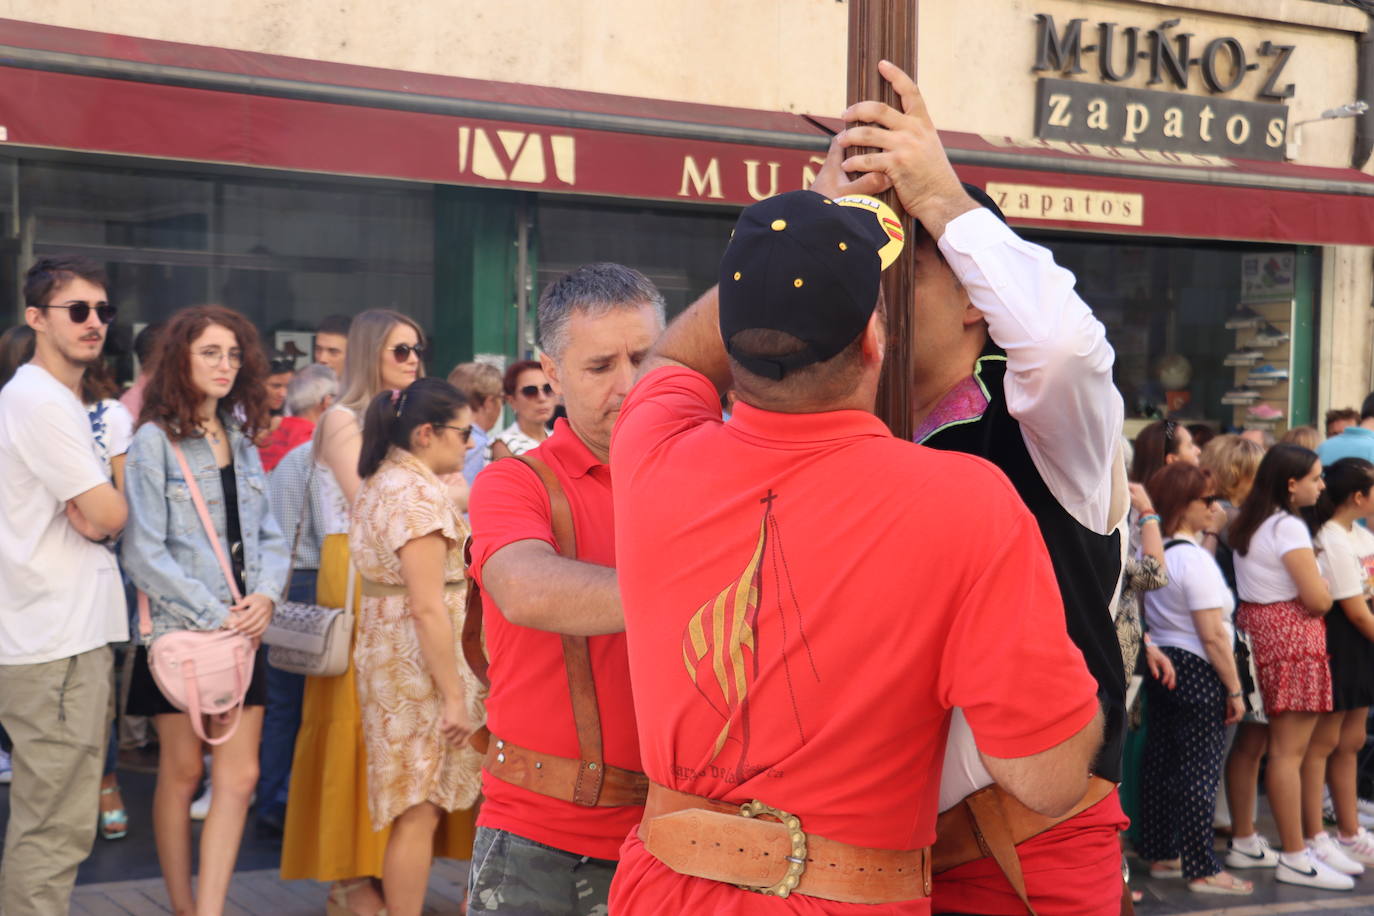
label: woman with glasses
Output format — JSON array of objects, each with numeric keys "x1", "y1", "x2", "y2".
[
  {"x1": 351, "y1": 378, "x2": 483, "y2": 916},
  {"x1": 490, "y1": 359, "x2": 553, "y2": 460},
  {"x1": 281, "y1": 310, "x2": 471, "y2": 916},
  {"x1": 1303, "y1": 458, "x2": 1374, "y2": 868},
  {"x1": 1138, "y1": 463, "x2": 1250, "y2": 894},
  {"x1": 121, "y1": 305, "x2": 290, "y2": 915},
  {"x1": 1231, "y1": 445, "x2": 1344, "y2": 889}
]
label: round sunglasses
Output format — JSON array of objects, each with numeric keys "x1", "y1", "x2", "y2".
[
  {"x1": 45, "y1": 302, "x2": 117, "y2": 325},
  {"x1": 389, "y1": 343, "x2": 426, "y2": 363}
]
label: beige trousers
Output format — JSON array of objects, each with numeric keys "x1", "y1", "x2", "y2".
[{"x1": 0, "y1": 646, "x2": 113, "y2": 916}]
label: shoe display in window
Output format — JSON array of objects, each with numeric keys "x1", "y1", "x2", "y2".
[
  {"x1": 1246, "y1": 403, "x2": 1285, "y2": 422},
  {"x1": 1224, "y1": 350, "x2": 1263, "y2": 366},
  {"x1": 1254, "y1": 323, "x2": 1290, "y2": 347},
  {"x1": 1247, "y1": 364, "x2": 1290, "y2": 385},
  {"x1": 1222, "y1": 386, "x2": 1262, "y2": 405},
  {"x1": 1225, "y1": 306, "x2": 1264, "y2": 329}
]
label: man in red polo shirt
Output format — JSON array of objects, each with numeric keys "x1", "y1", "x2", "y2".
[
  {"x1": 607, "y1": 182, "x2": 1105, "y2": 913},
  {"x1": 467, "y1": 263, "x2": 665, "y2": 914}
]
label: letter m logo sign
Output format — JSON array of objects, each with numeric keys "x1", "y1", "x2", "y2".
[{"x1": 458, "y1": 126, "x2": 575, "y2": 187}]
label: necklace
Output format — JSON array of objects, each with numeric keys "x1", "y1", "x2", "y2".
[{"x1": 203, "y1": 420, "x2": 224, "y2": 445}]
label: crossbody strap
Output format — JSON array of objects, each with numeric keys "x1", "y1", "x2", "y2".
[
  {"x1": 459, "y1": 453, "x2": 606, "y2": 805},
  {"x1": 511, "y1": 454, "x2": 606, "y2": 807},
  {"x1": 139, "y1": 439, "x2": 246, "y2": 638}
]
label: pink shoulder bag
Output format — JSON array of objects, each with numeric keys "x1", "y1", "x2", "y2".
[{"x1": 136, "y1": 442, "x2": 255, "y2": 746}]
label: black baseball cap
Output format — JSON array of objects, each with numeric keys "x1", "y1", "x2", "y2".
[{"x1": 719, "y1": 190, "x2": 903, "y2": 381}]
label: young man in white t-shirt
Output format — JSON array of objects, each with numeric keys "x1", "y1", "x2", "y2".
[{"x1": 0, "y1": 257, "x2": 129, "y2": 916}]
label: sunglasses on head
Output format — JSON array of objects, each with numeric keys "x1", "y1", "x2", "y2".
[
  {"x1": 389, "y1": 343, "x2": 426, "y2": 363},
  {"x1": 46, "y1": 302, "x2": 117, "y2": 325},
  {"x1": 519, "y1": 383, "x2": 554, "y2": 399}
]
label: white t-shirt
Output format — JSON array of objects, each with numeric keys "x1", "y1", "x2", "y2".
[
  {"x1": 1234, "y1": 511, "x2": 1313, "y2": 604},
  {"x1": 1143, "y1": 538, "x2": 1235, "y2": 661},
  {"x1": 0, "y1": 364, "x2": 129, "y2": 664},
  {"x1": 1316, "y1": 520, "x2": 1374, "y2": 602}
]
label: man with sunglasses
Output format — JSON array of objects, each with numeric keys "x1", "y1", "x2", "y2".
[
  {"x1": 466, "y1": 263, "x2": 666, "y2": 913},
  {"x1": 0, "y1": 256, "x2": 130, "y2": 916}
]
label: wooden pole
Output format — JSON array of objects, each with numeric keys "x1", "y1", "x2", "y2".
[{"x1": 847, "y1": 0, "x2": 918, "y2": 441}]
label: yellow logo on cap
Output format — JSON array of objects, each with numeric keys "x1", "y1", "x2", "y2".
[{"x1": 833, "y1": 195, "x2": 906, "y2": 270}]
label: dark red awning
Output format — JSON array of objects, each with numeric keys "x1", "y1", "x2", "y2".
[{"x1": 1, "y1": 17, "x2": 1372, "y2": 245}]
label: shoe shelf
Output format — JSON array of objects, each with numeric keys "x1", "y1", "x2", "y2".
[{"x1": 1228, "y1": 298, "x2": 1293, "y2": 434}]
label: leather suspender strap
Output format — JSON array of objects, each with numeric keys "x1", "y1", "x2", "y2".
[
  {"x1": 511, "y1": 454, "x2": 607, "y2": 807},
  {"x1": 457, "y1": 453, "x2": 613, "y2": 805}
]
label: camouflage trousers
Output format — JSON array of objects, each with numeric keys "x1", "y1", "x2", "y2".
[{"x1": 467, "y1": 827, "x2": 617, "y2": 915}]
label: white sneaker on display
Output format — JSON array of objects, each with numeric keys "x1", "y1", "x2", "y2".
[
  {"x1": 1307, "y1": 833, "x2": 1365, "y2": 876},
  {"x1": 0, "y1": 749, "x2": 11, "y2": 785},
  {"x1": 1225, "y1": 834, "x2": 1278, "y2": 869},
  {"x1": 1338, "y1": 828, "x2": 1374, "y2": 866},
  {"x1": 1276, "y1": 850, "x2": 1356, "y2": 890}
]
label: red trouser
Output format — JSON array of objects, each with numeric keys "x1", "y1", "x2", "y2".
[{"x1": 931, "y1": 791, "x2": 1129, "y2": 916}]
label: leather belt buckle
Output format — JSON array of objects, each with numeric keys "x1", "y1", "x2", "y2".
[{"x1": 737, "y1": 800, "x2": 808, "y2": 898}]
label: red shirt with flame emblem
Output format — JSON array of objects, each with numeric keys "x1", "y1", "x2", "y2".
[
  {"x1": 607, "y1": 367, "x2": 1100, "y2": 915},
  {"x1": 468, "y1": 419, "x2": 641, "y2": 859}
]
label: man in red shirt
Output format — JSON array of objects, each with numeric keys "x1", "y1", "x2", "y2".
[
  {"x1": 466, "y1": 263, "x2": 665, "y2": 913},
  {"x1": 607, "y1": 177, "x2": 1104, "y2": 912}
]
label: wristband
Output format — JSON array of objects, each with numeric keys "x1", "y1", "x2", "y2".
[
  {"x1": 1137, "y1": 514, "x2": 1161, "y2": 528},
  {"x1": 1227, "y1": 690, "x2": 1243, "y2": 699}
]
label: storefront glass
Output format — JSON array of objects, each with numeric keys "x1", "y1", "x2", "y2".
[{"x1": 1031, "y1": 232, "x2": 1310, "y2": 435}]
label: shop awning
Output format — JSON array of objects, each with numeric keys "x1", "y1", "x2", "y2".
[{"x1": 1, "y1": 17, "x2": 1373, "y2": 246}]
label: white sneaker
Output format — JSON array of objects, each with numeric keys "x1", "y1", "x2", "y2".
[
  {"x1": 1308, "y1": 833, "x2": 1365, "y2": 876},
  {"x1": 0, "y1": 749, "x2": 11, "y2": 785},
  {"x1": 1338, "y1": 828, "x2": 1374, "y2": 866},
  {"x1": 189, "y1": 784, "x2": 212, "y2": 821},
  {"x1": 1225, "y1": 835, "x2": 1279, "y2": 869},
  {"x1": 1358, "y1": 797, "x2": 1374, "y2": 828},
  {"x1": 1277, "y1": 851, "x2": 1356, "y2": 890}
]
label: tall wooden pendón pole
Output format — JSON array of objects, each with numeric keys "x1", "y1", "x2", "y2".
[{"x1": 847, "y1": 0, "x2": 918, "y2": 441}]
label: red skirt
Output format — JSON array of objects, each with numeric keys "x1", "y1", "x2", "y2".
[{"x1": 1235, "y1": 600, "x2": 1332, "y2": 715}]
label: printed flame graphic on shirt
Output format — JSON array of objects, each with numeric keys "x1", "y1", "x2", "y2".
[{"x1": 681, "y1": 491, "x2": 818, "y2": 779}]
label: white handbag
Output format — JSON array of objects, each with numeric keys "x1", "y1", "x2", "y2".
[{"x1": 263, "y1": 458, "x2": 355, "y2": 677}]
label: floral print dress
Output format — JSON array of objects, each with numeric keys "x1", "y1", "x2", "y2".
[{"x1": 350, "y1": 446, "x2": 485, "y2": 831}]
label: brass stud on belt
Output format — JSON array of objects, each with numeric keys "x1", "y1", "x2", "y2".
[
  {"x1": 496, "y1": 739, "x2": 505, "y2": 749},
  {"x1": 534, "y1": 762, "x2": 542, "y2": 769},
  {"x1": 588, "y1": 762, "x2": 597, "y2": 770},
  {"x1": 496, "y1": 753, "x2": 505, "y2": 763}
]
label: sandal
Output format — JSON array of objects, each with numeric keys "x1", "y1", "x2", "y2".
[
  {"x1": 325, "y1": 879, "x2": 388, "y2": 916},
  {"x1": 1148, "y1": 858, "x2": 1182, "y2": 878},
  {"x1": 98, "y1": 786, "x2": 127, "y2": 840},
  {"x1": 1189, "y1": 871, "x2": 1253, "y2": 895}
]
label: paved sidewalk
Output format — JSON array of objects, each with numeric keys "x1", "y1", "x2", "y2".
[{"x1": 70, "y1": 860, "x2": 470, "y2": 915}]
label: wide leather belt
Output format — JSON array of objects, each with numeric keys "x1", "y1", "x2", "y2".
[
  {"x1": 483, "y1": 735, "x2": 648, "y2": 808},
  {"x1": 638, "y1": 781, "x2": 931, "y2": 904},
  {"x1": 932, "y1": 775, "x2": 1116, "y2": 874}
]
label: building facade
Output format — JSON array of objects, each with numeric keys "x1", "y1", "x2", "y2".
[{"x1": 0, "y1": 0, "x2": 1370, "y2": 432}]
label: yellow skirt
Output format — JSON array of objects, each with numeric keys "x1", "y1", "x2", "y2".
[{"x1": 280, "y1": 533, "x2": 475, "y2": 880}]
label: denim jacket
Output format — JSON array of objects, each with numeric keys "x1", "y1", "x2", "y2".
[{"x1": 121, "y1": 418, "x2": 290, "y2": 643}]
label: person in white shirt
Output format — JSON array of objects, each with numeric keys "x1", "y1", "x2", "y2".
[
  {"x1": 1307, "y1": 458, "x2": 1374, "y2": 868},
  {"x1": 0, "y1": 256, "x2": 129, "y2": 916},
  {"x1": 1138, "y1": 463, "x2": 1249, "y2": 894},
  {"x1": 490, "y1": 359, "x2": 553, "y2": 460},
  {"x1": 1231, "y1": 444, "x2": 1343, "y2": 889},
  {"x1": 838, "y1": 61, "x2": 1129, "y2": 913}
]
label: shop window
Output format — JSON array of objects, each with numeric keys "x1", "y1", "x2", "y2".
[
  {"x1": 1032, "y1": 233, "x2": 1307, "y2": 436},
  {"x1": 3, "y1": 155, "x2": 434, "y2": 384}
]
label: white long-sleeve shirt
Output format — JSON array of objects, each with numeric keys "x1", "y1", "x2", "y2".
[{"x1": 933, "y1": 207, "x2": 1126, "y2": 812}]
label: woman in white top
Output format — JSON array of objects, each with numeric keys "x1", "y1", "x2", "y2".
[
  {"x1": 1306, "y1": 458, "x2": 1374, "y2": 868},
  {"x1": 1231, "y1": 444, "x2": 1340, "y2": 889},
  {"x1": 489, "y1": 359, "x2": 553, "y2": 460},
  {"x1": 1139, "y1": 463, "x2": 1249, "y2": 894},
  {"x1": 282, "y1": 309, "x2": 472, "y2": 915}
]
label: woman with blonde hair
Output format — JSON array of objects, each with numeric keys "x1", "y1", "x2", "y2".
[
  {"x1": 1283, "y1": 426, "x2": 1321, "y2": 451},
  {"x1": 280, "y1": 310, "x2": 474, "y2": 916}
]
